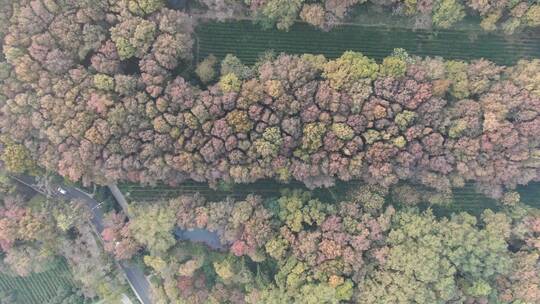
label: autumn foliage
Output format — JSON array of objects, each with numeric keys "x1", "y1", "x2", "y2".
[
  {"x1": 111, "y1": 190, "x2": 540, "y2": 304},
  {"x1": 2, "y1": 4, "x2": 540, "y2": 198},
  {"x1": 0, "y1": 189, "x2": 124, "y2": 301},
  {"x1": 242, "y1": 0, "x2": 540, "y2": 32},
  {"x1": 2, "y1": 3, "x2": 540, "y2": 198}
]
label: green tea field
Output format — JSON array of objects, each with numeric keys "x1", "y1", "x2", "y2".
[
  {"x1": 0, "y1": 259, "x2": 81, "y2": 304},
  {"x1": 197, "y1": 21, "x2": 540, "y2": 65},
  {"x1": 119, "y1": 180, "x2": 540, "y2": 218}
]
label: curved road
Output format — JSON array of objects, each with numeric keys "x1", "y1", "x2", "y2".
[{"x1": 11, "y1": 175, "x2": 152, "y2": 304}]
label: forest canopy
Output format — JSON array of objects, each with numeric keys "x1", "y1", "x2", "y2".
[
  {"x1": 203, "y1": 0, "x2": 540, "y2": 33},
  {"x1": 103, "y1": 190, "x2": 540, "y2": 304},
  {"x1": 1, "y1": 0, "x2": 539, "y2": 198},
  {"x1": 0, "y1": 184, "x2": 126, "y2": 302},
  {"x1": 1, "y1": 1, "x2": 540, "y2": 304}
]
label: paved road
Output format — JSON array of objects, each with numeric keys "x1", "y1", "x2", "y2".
[
  {"x1": 119, "y1": 261, "x2": 152, "y2": 304},
  {"x1": 11, "y1": 175, "x2": 152, "y2": 304}
]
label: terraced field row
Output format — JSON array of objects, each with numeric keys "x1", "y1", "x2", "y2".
[
  {"x1": 197, "y1": 21, "x2": 540, "y2": 65},
  {"x1": 0, "y1": 259, "x2": 80, "y2": 304},
  {"x1": 120, "y1": 180, "x2": 308, "y2": 202},
  {"x1": 120, "y1": 180, "x2": 540, "y2": 217}
]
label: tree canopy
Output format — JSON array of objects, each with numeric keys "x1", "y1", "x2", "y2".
[{"x1": 105, "y1": 190, "x2": 540, "y2": 304}]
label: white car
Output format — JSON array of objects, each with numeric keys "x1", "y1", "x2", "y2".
[{"x1": 57, "y1": 187, "x2": 67, "y2": 195}]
